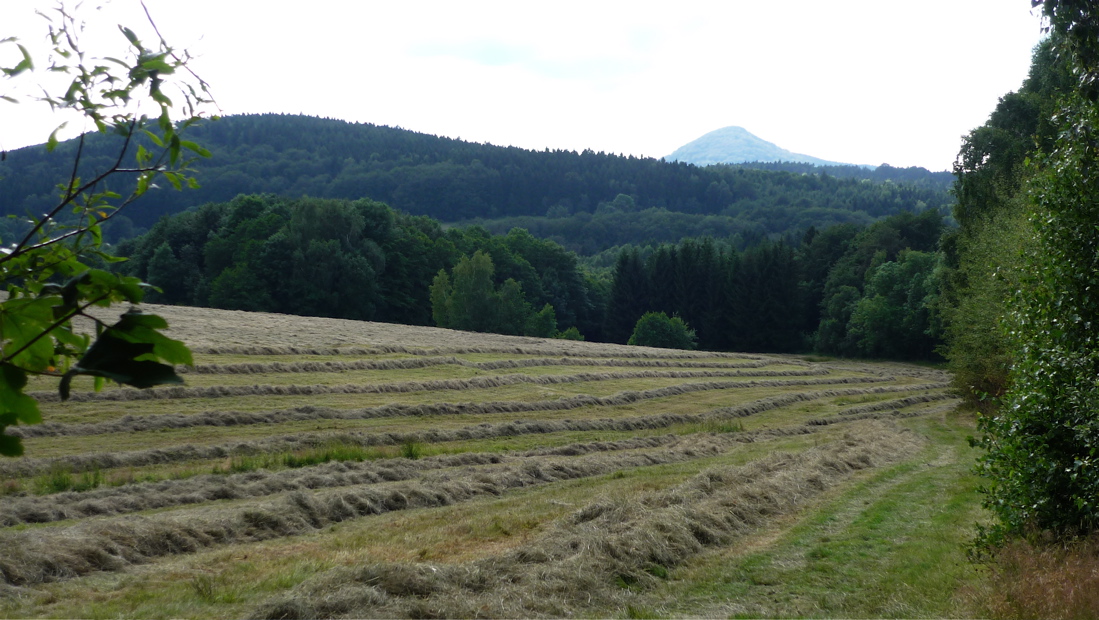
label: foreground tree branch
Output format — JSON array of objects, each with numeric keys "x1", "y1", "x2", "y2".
[{"x1": 0, "y1": 1, "x2": 215, "y2": 456}]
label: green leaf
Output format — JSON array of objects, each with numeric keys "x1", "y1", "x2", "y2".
[
  {"x1": 164, "y1": 171, "x2": 182, "y2": 190},
  {"x1": 168, "y1": 134, "x2": 181, "y2": 167},
  {"x1": 111, "y1": 311, "x2": 192, "y2": 365},
  {"x1": 63, "y1": 327, "x2": 185, "y2": 399},
  {"x1": 89, "y1": 223, "x2": 103, "y2": 247},
  {"x1": 0, "y1": 365, "x2": 42, "y2": 424},
  {"x1": 119, "y1": 26, "x2": 141, "y2": 47},
  {"x1": 151, "y1": 87, "x2": 172, "y2": 106},
  {"x1": 141, "y1": 56, "x2": 175, "y2": 74},
  {"x1": 0, "y1": 433, "x2": 24, "y2": 458},
  {"x1": 4, "y1": 44, "x2": 34, "y2": 77},
  {"x1": 179, "y1": 140, "x2": 211, "y2": 157},
  {"x1": 135, "y1": 172, "x2": 151, "y2": 195},
  {"x1": 46, "y1": 122, "x2": 67, "y2": 152},
  {"x1": 0, "y1": 297, "x2": 59, "y2": 370},
  {"x1": 142, "y1": 129, "x2": 164, "y2": 147}
]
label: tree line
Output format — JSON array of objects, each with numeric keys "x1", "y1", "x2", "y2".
[
  {"x1": 116, "y1": 194, "x2": 945, "y2": 361},
  {"x1": 116, "y1": 195, "x2": 604, "y2": 339},
  {"x1": 942, "y1": 0, "x2": 1099, "y2": 543}
]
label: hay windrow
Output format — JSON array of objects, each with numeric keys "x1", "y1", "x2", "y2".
[
  {"x1": 5, "y1": 383, "x2": 949, "y2": 526},
  {"x1": 179, "y1": 356, "x2": 781, "y2": 375},
  {"x1": 14, "y1": 375, "x2": 927, "y2": 441},
  {"x1": 834, "y1": 392, "x2": 957, "y2": 416},
  {"x1": 187, "y1": 342, "x2": 767, "y2": 361},
  {"x1": 0, "y1": 433, "x2": 759, "y2": 586},
  {"x1": 1, "y1": 382, "x2": 948, "y2": 479},
  {"x1": 0, "y1": 436, "x2": 684, "y2": 527},
  {"x1": 249, "y1": 421, "x2": 927, "y2": 619},
  {"x1": 29, "y1": 367, "x2": 829, "y2": 404},
  {"x1": 806, "y1": 399, "x2": 964, "y2": 426}
]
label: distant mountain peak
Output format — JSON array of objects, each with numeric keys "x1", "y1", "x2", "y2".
[{"x1": 666, "y1": 126, "x2": 847, "y2": 167}]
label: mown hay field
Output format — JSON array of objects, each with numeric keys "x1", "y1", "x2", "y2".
[{"x1": 0, "y1": 304, "x2": 987, "y2": 618}]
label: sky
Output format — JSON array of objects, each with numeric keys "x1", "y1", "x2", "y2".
[{"x1": 1, "y1": 1, "x2": 1047, "y2": 171}]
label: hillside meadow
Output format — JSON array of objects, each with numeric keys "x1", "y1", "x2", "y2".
[{"x1": 0, "y1": 304, "x2": 991, "y2": 618}]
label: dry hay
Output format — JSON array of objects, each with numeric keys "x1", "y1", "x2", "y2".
[
  {"x1": 9, "y1": 375, "x2": 928, "y2": 446},
  {"x1": 0, "y1": 303, "x2": 959, "y2": 617},
  {"x1": 0, "y1": 436, "x2": 677, "y2": 527},
  {"x1": 0, "y1": 432, "x2": 761, "y2": 586},
  {"x1": 79, "y1": 302, "x2": 772, "y2": 361},
  {"x1": 30, "y1": 367, "x2": 829, "y2": 404},
  {"x1": 1, "y1": 382, "x2": 949, "y2": 525},
  {"x1": 2, "y1": 381, "x2": 948, "y2": 479},
  {"x1": 190, "y1": 344, "x2": 767, "y2": 361},
  {"x1": 181, "y1": 355, "x2": 780, "y2": 376},
  {"x1": 834, "y1": 392, "x2": 958, "y2": 417},
  {"x1": 251, "y1": 421, "x2": 926, "y2": 619}
]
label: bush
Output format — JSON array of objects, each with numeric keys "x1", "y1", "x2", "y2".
[
  {"x1": 555, "y1": 326, "x2": 585, "y2": 341},
  {"x1": 627, "y1": 312, "x2": 697, "y2": 350}
]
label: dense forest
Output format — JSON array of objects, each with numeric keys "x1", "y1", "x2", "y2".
[
  {"x1": 0, "y1": 114, "x2": 952, "y2": 253},
  {"x1": 116, "y1": 192, "x2": 944, "y2": 359}
]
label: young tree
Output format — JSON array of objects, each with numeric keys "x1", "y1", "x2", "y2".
[
  {"x1": 0, "y1": 3, "x2": 213, "y2": 456},
  {"x1": 627, "y1": 311, "x2": 697, "y2": 350}
]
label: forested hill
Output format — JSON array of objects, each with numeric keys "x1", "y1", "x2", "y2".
[
  {"x1": 732, "y1": 161, "x2": 954, "y2": 190},
  {"x1": 0, "y1": 113, "x2": 953, "y2": 248}
]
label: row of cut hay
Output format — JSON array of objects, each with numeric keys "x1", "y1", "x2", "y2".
[
  {"x1": 15, "y1": 381, "x2": 946, "y2": 527},
  {"x1": 834, "y1": 392, "x2": 958, "y2": 417},
  {"x1": 826, "y1": 361, "x2": 952, "y2": 382},
  {"x1": 807, "y1": 398, "x2": 963, "y2": 426},
  {"x1": 0, "y1": 435, "x2": 681, "y2": 527},
  {"x1": 185, "y1": 355, "x2": 468, "y2": 375},
  {"x1": 471, "y1": 357, "x2": 781, "y2": 371},
  {"x1": 1, "y1": 382, "x2": 948, "y2": 480},
  {"x1": 189, "y1": 343, "x2": 767, "y2": 361},
  {"x1": 29, "y1": 367, "x2": 830, "y2": 404},
  {"x1": 0, "y1": 431, "x2": 762, "y2": 587},
  {"x1": 15, "y1": 375, "x2": 920, "y2": 439},
  {"x1": 180, "y1": 355, "x2": 780, "y2": 375},
  {"x1": 251, "y1": 420, "x2": 927, "y2": 619}
]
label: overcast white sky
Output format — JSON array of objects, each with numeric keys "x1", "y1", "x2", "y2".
[{"x1": 2, "y1": 0, "x2": 1046, "y2": 171}]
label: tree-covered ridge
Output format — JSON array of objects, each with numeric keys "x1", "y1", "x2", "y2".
[
  {"x1": 0, "y1": 114, "x2": 952, "y2": 248},
  {"x1": 732, "y1": 161, "x2": 955, "y2": 191}
]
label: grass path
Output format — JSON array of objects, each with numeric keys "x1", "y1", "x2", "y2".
[{"x1": 621, "y1": 409, "x2": 987, "y2": 618}]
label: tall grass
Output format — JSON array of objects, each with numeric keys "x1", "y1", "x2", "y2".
[
  {"x1": 976, "y1": 535, "x2": 1099, "y2": 619},
  {"x1": 32, "y1": 466, "x2": 103, "y2": 495},
  {"x1": 213, "y1": 443, "x2": 395, "y2": 475}
]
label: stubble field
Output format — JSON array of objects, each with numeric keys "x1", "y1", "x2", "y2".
[{"x1": 0, "y1": 304, "x2": 986, "y2": 618}]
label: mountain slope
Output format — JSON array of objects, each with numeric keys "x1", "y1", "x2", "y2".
[
  {"x1": 0, "y1": 115, "x2": 949, "y2": 247},
  {"x1": 667, "y1": 126, "x2": 849, "y2": 167}
]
